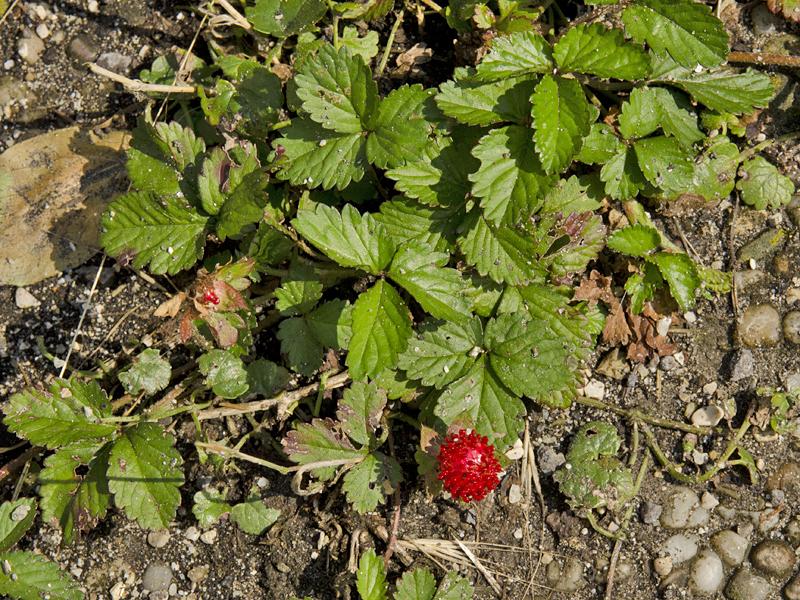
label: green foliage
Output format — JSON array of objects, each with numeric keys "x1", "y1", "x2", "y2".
[
  {"x1": 119, "y1": 349, "x2": 172, "y2": 396},
  {"x1": 199, "y1": 349, "x2": 250, "y2": 399},
  {"x1": 737, "y1": 156, "x2": 795, "y2": 210},
  {"x1": 246, "y1": 0, "x2": 327, "y2": 37}
]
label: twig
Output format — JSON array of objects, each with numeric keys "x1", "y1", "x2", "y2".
[
  {"x1": 88, "y1": 63, "x2": 196, "y2": 94},
  {"x1": 215, "y1": 0, "x2": 251, "y2": 29},
  {"x1": 59, "y1": 255, "x2": 106, "y2": 378},
  {"x1": 455, "y1": 540, "x2": 503, "y2": 596},
  {"x1": 729, "y1": 192, "x2": 740, "y2": 318},
  {"x1": 727, "y1": 50, "x2": 800, "y2": 69},
  {"x1": 573, "y1": 395, "x2": 713, "y2": 435},
  {"x1": 377, "y1": 9, "x2": 404, "y2": 77},
  {"x1": 383, "y1": 429, "x2": 402, "y2": 569},
  {"x1": 0, "y1": 0, "x2": 20, "y2": 26},
  {"x1": 417, "y1": 0, "x2": 444, "y2": 13},
  {"x1": 671, "y1": 218, "x2": 704, "y2": 266},
  {"x1": 197, "y1": 371, "x2": 350, "y2": 421}
]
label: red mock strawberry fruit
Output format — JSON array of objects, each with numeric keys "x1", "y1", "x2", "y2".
[
  {"x1": 203, "y1": 289, "x2": 220, "y2": 305},
  {"x1": 436, "y1": 429, "x2": 502, "y2": 502}
]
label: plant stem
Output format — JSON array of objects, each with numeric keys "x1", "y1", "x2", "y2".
[
  {"x1": 727, "y1": 50, "x2": 800, "y2": 69},
  {"x1": 377, "y1": 9, "x2": 404, "y2": 77},
  {"x1": 737, "y1": 130, "x2": 800, "y2": 164},
  {"x1": 416, "y1": 0, "x2": 444, "y2": 14},
  {"x1": 573, "y1": 395, "x2": 713, "y2": 435}
]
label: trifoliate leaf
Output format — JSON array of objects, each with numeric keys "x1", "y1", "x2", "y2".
[
  {"x1": 306, "y1": 300, "x2": 353, "y2": 349},
  {"x1": 192, "y1": 488, "x2": 231, "y2": 528},
  {"x1": 342, "y1": 451, "x2": 402, "y2": 513},
  {"x1": 337, "y1": 381, "x2": 387, "y2": 448},
  {"x1": 0, "y1": 498, "x2": 36, "y2": 552},
  {"x1": 0, "y1": 551, "x2": 83, "y2": 600},
  {"x1": 737, "y1": 156, "x2": 795, "y2": 210},
  {"x1": 386, "y1": 133, "x2": 480, "y2": 207},
  {"x1": 215, "y1": 170, "x2": 268, "y2": 241},
  {"x1": 647, "y1": 252, "x2": 700, "y2": 311},
  {"x1": 607, "y1": 224, "x2": 661, "y2": 257},
  {"x1": 576, "y1": 123, "x2": 624, "y2": 164},
  {"x1": 375, "y1": 198, "x2": 461, "y2": 253},
  {"x1": 246, "y1": 0, "x2": 327, "y2": 37},
  {"x1": 687, "y1": 135, "x2": 738, "y2": 201},
  {"x1": 295, "y1": 44, "x2": 377, "y2": 133},
  {"x1": 622, "y1": 0, "x2": 728, "y2": 68},
  {"x1": 475, "y1": 31, "x2": 552, "y2": 80},
  {"x1": 340, "y1": 27, "x2": 380, "y2": 61},
  {"x1": 470, "y1": 125, "x2": 554, "y2": 224},
  {"x1": 399, "y1": 318, "x2": 483, "y2": 389},
  {"x1": 553, "y1": 23, "x2": 650, "y2": 80},
  {"x1": 230, "y1": 489, "x2": 280, "y2": 535},
  {"x1": 633, "y1": 136, "x2": 694, "y2": 197},
  {"x1": 108, "y1": 422, "x2": 184, "y2": 530},
  {"x1": 293, "y1": 204, "x2": 395, "y2": 274},
  {"x1": 3, "y1": 380, "x2": 115, "y2": 450},
  {"x1": 458, "y1": 210, "x2": 546, "y2": 285},
  {"x1": 485, "y1": 313, "x2": 573, "y2": 401},
  {"x1": 283, "y1": 419, "x2": 364, "y2": 481},
  {"x1": 276, "y1": 119, "x2": 367, "y2": 190},
  {"x1": 357, "y1": 548, "x2": 388, "y2": 600},
  {"x1": 600, "y1": 147, "x2": 648, "y2": 200},
  {"x1": 275, "y1": 279, "x2": 324, "y2": 316},
  {"x1": 366, "y1": 85, "x2": 435, "y2": 170},
  {"x1": 126, "y1": 120, "x2": 205, "y2": 198},
  {"x1": 540, "y1": 176, "x2": 602, "y2": 215},
  {"x1": 435, "y1": 70, "x2": 538, "y2": 126},
  {"x1": 619, "y1": 87, "x2": 703, "y2": 147},
  {"x1": 198, "y1": 349, "x2": 249, "y2": 399},
  {"x1": 650, "y1": 54, "x2": 774, "y2": 114},
  {"x1": 434, "y1": 356, "x2": 525, "y2": 447},
  {"x1": 396, "y1": 568, "x2": 437, "y2": 600},
  {"x1": 388, "y1": 244, "x2": 472, "y2": 322},
  {"x1": 532, "y1": 75, "x2": 593, "y2": 174},
  {"x1": 246, "y1": 360, "x2": 290, "y2": 397},
  {"x1": 118, "y1": 349, "x2": 171, "y2": 396},
  {"x1": 554, "y1": 421, "x2": 635, "y2": 511},
  {"x1": 101, "y1": 191, "x2": 209, "y2": 275},
  {"x1": 39, "y1": 443, "x2": 111, "y2": 545},
  {"x1": 348, "y1": 280, "x2": 412, "y2": 380}
]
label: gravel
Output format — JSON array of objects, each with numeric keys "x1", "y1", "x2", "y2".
[
  {"x1": 710, "y1": 530, "x2": 750, "y2": 567},
  {"x1": 660, "y1": 487, "x2": 708, "y2": 529},
  {"x1": 690, "y1": 550, "x2": 724, "y2": 595},
  {"x1": 141, "y1": 562, "x2": 172, "y2": 593},
  {"x1": 147, "y1": 530, "x2": 170, "y2": 549},
  {"x1": 661, "y1": 534, "x2": 699, "y2": 564},
  {"x1": 14, "y1": 287, "x2": 40, "y2": 308},
  {"x1": 749, "y1": 539, "x2": 796, "y2": 578},
  {"x1": 691, "y1": 405, "x2": 724, "y2": 427},
  {"x1": 783, "y1": 311, "x2": 800, "y2": 345},
  {"x1": 725, "y1": 568, "x2": 772, "y2": 600},
  {"x1": 738, "y1": 304, "x2": 783, "y2": 347}
]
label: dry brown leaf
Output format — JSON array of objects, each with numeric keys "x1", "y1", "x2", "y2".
[
  {"x1": 392, "y1": 43, "x2": 433, "y2": 78},
  {"x1": 154, "y1": 293, "x2": 187, "y2": 318},
  {"x1": 574, "y1": 270, "x2": 615, "y2": 305},
  {"x1": 603, "y1": 300, "x2": 632, "y2": 346}
]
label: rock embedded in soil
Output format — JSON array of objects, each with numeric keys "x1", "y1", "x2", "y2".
[
  {"x1": 737, "y1": 228, "x2": 786, "y2": 263},
  {"x1": 766, "y1": 462, "x2": 800, "y2": 494},
  {"x1": 66, "y1": 34, "x2": 99, "y2": 62},
  {"x1": 738, "y1": 304, "x2": 782, "y2": 348},
  {"x1": 654, "y1": 556, "x2": 673, "y2": 576},
  {"x1": 14, "y1": 287, "x2": 40, "y2": 309},
  {"x1": 690, "y1": 550, "x2": 724, "y2": 595},
  {"x1": 725, "y1": 568, "x2": 773, "y2": 600},
  {"x1": 660, "y1": 487, "x2": 707, "y2": 529},
  {"x1": 147, "y1": 530, "x2": 170, "y2": 549},
  {"x1": 553, "y1": 558, "x2": 585, "y2": 593},
  {"x1": 536, "y1": 446, "x2": 565, "y2": 474},
  {"x1": 200, "y1": 529, "x2": 217, "y2": 544},
  {"x1": 187, "y1": 565, "x2": 209, "y2": 583},
  {"x1": 711, "y1": 530, "x2": 750, "y2": 566},
  {"x1": 750, "y1": 539, "x2": 796, "y2": 578},
  {"x1": 17, "y1": 34, "x2": 45, "y2": 64},
  {"x1": 729, "y1": 349, "x2": 755, "y2": 382},
  {"x1": 641, "y1": 501, "x2": 662, "y2": 525},
  {"x1": 661, "y1": 534, "x2": 699, "y2": 564},
  {"x1": 783, "y1": 311, "x2": 800, "y2": 345},
  {"x1": 142, "y1": 562, "x2": 172, "y2": 592},
  {"x1": 785, "y1": 574, "x2": 800, "y2": 600},
  {"x1": 691, "y1": 405, "x2": 724, "y2": 427},
  {"x1": 734, "y1": 269, "x2": 767, "y2": 291}
]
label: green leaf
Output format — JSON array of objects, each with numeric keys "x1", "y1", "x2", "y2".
[
  {"x1": 553, "y1": 23, "x2": 650, "y2": 80},
  {"x1": 235, "y1": 68, "x2": 285, "y2": 137},
  {"x1": 540, "y1": 176, "x2": 602, "y2": 215},
  {"x1": 607, "y1": 224, "x2": 661, "y2": 257},
  {"x1": 435, "y1": 70, "x2": 538, "y2": 126},
  {"x1": 306, "y1": 300, "x2": 353, "y2": 349},
  {"x1": 625, "y1": 263, "x2": 662, "y2": 314},
  {"x1": 337, "y1": 381, "x2": 387, "y2": 448},
  {"x1": 622, "y1": 0, "x2": 728, "y2": 68},
  {"x1": 532, "y1": 75, "x2": 593, "y2": 174},
  {"x1": 246, "y1": 359, "x2": 291, "y2": 397},
  {"x1": 651, "y1": 54, "x2": 774, "y2": 114},
  {"x1": 276, "y1": 119, "x2": 367, "y2": 190},
  {"x1": 192, "y1": 488, "x2": 231, "y2": 528},
  {"x1": 295, "y1": 44, "x2": 377, "y2": 133},
  {"x1": 737, "y1": 156, "x2": 795, "y2": 210},
  {"x1": 118, "y1": 349, "x2": 171, "y2": 396},
  {"x1": 3, "y1": 380, "x2": 116, "y2": 450},
  {"x1": 375, "y1": 198, "x2": 461, "y2": 253},
  {"x1": 618, "y1": 87, "x2": 703, "y2": 147},
  {"x1": 433, "y1": 572, "x2": 474, "y2": 600},
  {"x1": 39, "y1": 444, "x2": 111, "y2": 545},
  {"x1": 275, "y1": 280, "x2": 324, "y2": 316},
  {"x1": 396, "y1": 568, "x2": 437, "y2": 600},
  {"x1": 646, "y1": 252, "x2": 700, "y2": 311},
  {"x1": 348, "y1": 280, "x2": 412, "y2": 380},
  {"x1": 198, "y1": 349, "x2": 249, "y2": 399},
  {"x1": 388, "y1": 245, "x2": 472, "y2": 322},
  {"x1": 0, "y1": 499, "x2": 36, "y2": 552},
  {"x1": 633, "y1": 136, "x2": 694, "y2": 197},
  {"x1": 357, "y1": 549, "x2": 387, "y2": 600},
  {"x1": 246, "y1": 0, "x2": 327, "y2": 37},
  {"x1": 576, "y1": 123, "x2": 624, "y2": 165},
  {"x1": 434, "y1": 356, "x2": 524, "y2": 447},
  {"x1": 216, "y1": 171, "x2": 268, "y2": 241},
  {"x1": 475, "y1": 31, "x2": 552, "y2": 80},
  {"x1": 230, "y1": 488, "x2": 280, "y2": 535},
  {"x1": 687, "y1": 135, "x2": 738, "y2": 201},
  {"x1": 342, "y1": 452, "x2": 401, "y2": 513},
  {"x1": 554, "y1": 421, "x2": 635, "y2": 511},
  {"x1": 366, "y1": 85, "x2": 435, "y2": 170},
  {"x1": 0, "y1": 551, "x2": 83, "y2": 600},
  {"x1": 399, "y1": 318, "x2": 483, "y2": 389},
  {"x1": 600, "y1": 147, "x2": 647, "y2": 200},
  {"x1": 278, "y1": 317, "x2": 324, "y2": 376},
  {"x1": 293, "y1": 204, "x2": 395, "y2": 274},
  {"x1": 283, "y1": 419, "x2": 363, "y2": 481},
  {"x1": 340, "y1": 27, "x2": 380, "y2": 61},
  {"x1": 458, "y1": 210, "x2": 545, "y2": 285},
  {"x1": 542, "y1": 213, "x2": 606, "y2": 277},
  {"x1": 470, "y1": 125, "x2": 554, "y2": 224},
  {"x1": 101, "y1": 191, "x2": 209, "y2": 275},
  {"x1": 107, "y1": 422, "x2": 184, "y2": 530}
]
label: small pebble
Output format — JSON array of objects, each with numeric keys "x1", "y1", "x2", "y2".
[
  {"x1": 661, "y1": 487, "x2": 703, "y2": 529},
  {"x1": 109, "y1": 582, "x2": 126, "y2": 600},
  {"x1": 147, "y1": 530, "x2": 170, "y2": 549},
  {"x1": 654, "y1": 556, "x2": 673, "y2": 577},
  {"x1": 659, "y1": 356, "x2": 679, "y2": 371},
  {"x1": 35, "y1": 23, "x2": 50, "y2": 39},
  {"x1": 508, "y1": 484, "x2": 522, "y2": 504},
  {"x1": 711, "y1": 530, "x2": 749, "y2": 566},
  {"x1": 554, "y1": 558, "x2": 585, "y2": 593},
  {"x1": 766, "y1": 461, "x2": 800, "y2": 494},
  {"x1": 684, "y1": 311, "x2": 697, "y2": 324},
  {"x1": 690, "y1": 550, "x2": 724, "y2": 595},
  {"x1": 661, "y1": 534, "x2": 698, "y2": 564},
  {"x1": 200, "y1": 529, "x2": 218, "y2": 545},
  {"x1": 17, "y1": 35, "x2": 45, "y2": 65},
  {"x1": 15, "y1": 287, "x2": 40, "y2": 308},
  {"x1": 88, "y1": 0, "x2": 99, "y2": 13},
  {"x1": 785, "y1": 574, "x2": 800, "y2": 600},
  {"x1": 141, "y1": 563, "x2": 172, "y2": 593},
  {"x1": 187, "y1": 565, "x2": 209, "y2": 583},
  {"x1": 738, "y1": 304, "x2": 782, "y2": 348},
  {"x1": 67, "y1": 34, "x2": 99, "y2": 62},
  {"x1": 582, "y1": 379, "x2": 605, "y2": 400},
  {"x1": 536, "y1": 446, "x2": 565, "y2": 474},
  {"x1": 691, "y1": 405, "x2": 724, "y2": 427},
  {"x1": 513, "y1": 528, "x2": 523, "y2": 540},
  {"x1": 641, "y1": 501, "x2": 662, "y2": 525},
  {"x1": 168, "y1": 583, "x2": 178, "y2": 596},
  {"x1": 184, "y1": 526, "x2": 200, "y2": 541},
  {"x1": 750, "y1": 539, "x2": 796, "y2": 578},
  {"x1": 256, "y1": 477, "x2": 268, "y2": 489},
  {"x1": 729, "y1": 349, "x2": 755, "y2": 382},
  {"x1": 700, "y1": 492, "x2": 718, "y2": 510},
  {"x1": 783, "y1": 311, "x2": 800, "y2": 345},
  {"x1": 702, "y1": 382, "x2": 718, "y2": 396},
  {"x1": 725, "y1": 568, "x2": 772, "y2": 600}
]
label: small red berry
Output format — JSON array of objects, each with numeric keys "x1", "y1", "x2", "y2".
[
  {"x1": 437, "y1": 429, "x2": 502, "y2": 502},
  {"x1": 203, "y1": 290, "x2": 220, "y2": 305}
]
